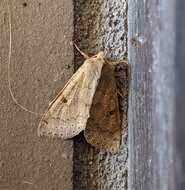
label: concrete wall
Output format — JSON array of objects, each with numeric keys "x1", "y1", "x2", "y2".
[
  {"x1": 0, "y1": 0, "x2": 128, "y2": 189},
  {"x1": 0, "y1": 1, "x2": 73, "y2": 189}
]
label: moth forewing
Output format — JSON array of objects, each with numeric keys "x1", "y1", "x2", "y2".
[
  {"x1": 38, "y1": 52, "x2": 105, "y2": 139},
  {"x1": 84, "y1": 63, "x2": 121, "y2": 153}
]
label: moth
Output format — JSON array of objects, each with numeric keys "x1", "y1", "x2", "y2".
[
  {"x1": 84, "y1": 62, "x2": 122, "y2": 152},
  {"x1": 38, "y1": 50, "x2": 127, "y2": 152}
]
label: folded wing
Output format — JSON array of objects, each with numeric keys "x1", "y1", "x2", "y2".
[
  {"x1": 84, "y1": 63, "x2": 121, "y2": 152},
  {"x1": 38, "y1": 54, "x2": 105, "y2": 139}
]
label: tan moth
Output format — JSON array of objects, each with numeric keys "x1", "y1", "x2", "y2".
[
  {"x1": 38, "y1": 52, "x2": 105, "y2": 139},
  {"x1": 84, "y1": 63, "x2": 122, "y2": 152},
  {"x1": 38, "y1": 50, "x2": 127, "y2": 152},
  {"x1": 5, "y1": 0, "x2": 127, "y2": 152}
]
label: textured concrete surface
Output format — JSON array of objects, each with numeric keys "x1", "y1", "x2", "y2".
[
  {"x1": 0, "y1": 0, "x2": 73, "y2": 189},
  {"x1": 98, "y1": 1, "x2": 128, "y2": 189},
  {"x1": 73, "y1": 0, "x2": 128, "y2": 189}
]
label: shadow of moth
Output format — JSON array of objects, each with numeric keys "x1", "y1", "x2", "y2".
[{"x1": 38, "y1": 52, "x2": 127, "y2": 152}]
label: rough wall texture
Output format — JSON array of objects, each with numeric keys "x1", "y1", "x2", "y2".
[
  {"x1": 73, "y1": 0, "x2": 128, "y2": 189},
  {"x1": 0, "y1": 0, "x2": 73, "y2": 189}
]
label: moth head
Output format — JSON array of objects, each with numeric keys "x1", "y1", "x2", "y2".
[{"x1": 96, "y1": 51, "x2": 105, "y2": 59}]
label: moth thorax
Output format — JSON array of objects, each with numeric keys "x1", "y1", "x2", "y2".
[{"x1": 96, "y1": 52, "x2": 105, "y2": 59}]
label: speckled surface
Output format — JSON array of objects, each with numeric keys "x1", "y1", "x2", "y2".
[
  {"x1": 73, "y1": 0, "x2": 128, "y2": 189},
  {"x1": 0, "y1": 1, "x2": 73, "y2": 189},
  {"x1": 99, "y1": 0, "x2": 127, "y2": 59}
]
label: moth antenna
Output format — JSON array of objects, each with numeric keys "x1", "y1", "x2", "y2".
[
  {"x1": 74, "y1": 43, "x2": 89, "y2": 59},
  {"x1": 6, "y1": 0, "x2": 43, "y2": 116}
]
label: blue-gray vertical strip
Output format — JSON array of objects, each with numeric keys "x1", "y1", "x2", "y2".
[
  {"x1": 128, "y1": 0, "x2": 175, "y2": 189},
  {"x1": 176, "y1": 0, "x2": 185, "y2": 189}
]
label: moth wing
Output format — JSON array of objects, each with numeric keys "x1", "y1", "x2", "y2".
[
  {"x1": 38, "y1": 56, "x2": 104, "y2": 139},
  {"x1": 84, "y1": 63, "x2": 121, "y2": 153}
]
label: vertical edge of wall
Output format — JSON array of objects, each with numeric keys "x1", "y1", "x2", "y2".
[
  {"x1": 0, "y1": 1, "x2": 73, "y2": 189},
  {"x1": 73, "y1": 0, "x2": 128, "y2": 190},
  {"x1": 176, "y1": 0, "x2": 185, "y2": 189},
  {"x1": 128, "y1": 0, "x2": 175, "y2": 190}
]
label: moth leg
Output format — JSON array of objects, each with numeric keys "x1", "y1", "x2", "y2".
[
  {"x1": 74, "y1": 43, "x2": 89, "y2": 59},
  {"x1": 117, "y1": 89, "x2": 124, "y2": 98},
  {"x1": 110, "y1": 59, "x2": 128, "y2": 65}
]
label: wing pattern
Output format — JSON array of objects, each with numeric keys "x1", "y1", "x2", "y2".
[{"x1": 38, "y1": 53, "x2": 105, "y2": 139}]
